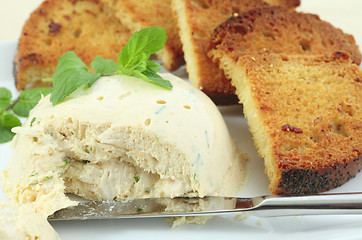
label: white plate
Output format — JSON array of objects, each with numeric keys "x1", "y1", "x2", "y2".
[{"x1": 1, "y1": 1, "x2": 362, "y2": 237}]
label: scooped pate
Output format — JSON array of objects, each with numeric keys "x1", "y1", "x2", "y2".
[
  {"x1": 2, "y1": 73, "x2": 246, "y2": 216},
  {"x1": 0, "y1": 201, "x2": 59, "y2": 240}
]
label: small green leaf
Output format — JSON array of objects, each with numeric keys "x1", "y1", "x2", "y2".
[
  {"x1": 117, "y1": 26, "x2": 168, "y2": 69},
  {"x1": 117, "y1": 26, "x2": 172, "y2": 90},
  {"x1": 0, "y1": 88, "x2": 12, "y2": 109},
  {"x1": 1, "y1": 112, "x2": 22, "y2": 128},
  {"x1": 142, "y1": 70, "x2": 172, "y2": 90},
  {"x1": 0, "y1": 112, "x2": 22, "y2": 143},
  {"x1": 30, "y1": 117, "x2": 36, "y2": 127},
  {"x1": 118, "y1": 65, "x2": 149, "y2": 82},
  {"x1": 146, "y1": 60, "x2": 162, "y2": 72},
  {"x1": 134, "y1": 175, "x2": 140, "y2": 182},
  {"x1": 129, "y1": 53, "x2": 148, "y2": 72},
  {"x1": 13, "y1": 88, "x2": 52, "y2": 117},
  {"x1": 91, "y1": 56, "x2": 118, "y2": 74},
  {"x1": 46, "y1": 27, "x2": 171, "y2": 107},
  {"x1": 63, "y1": 157, "x2": 70, "y2": 169},
  {"x1": 50, "y1": 52, "x2": 101, "y2": 105}
]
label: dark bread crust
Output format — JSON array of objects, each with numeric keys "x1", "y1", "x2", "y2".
[
  {"x1": 279, "y1": 157, "x2": 362, "y2": 195},
  {"x1": 215, "y1": 51, "x2": 362, "y2": 195},
  {"x1": 208, "y1": 6, "x2": 362, "y2": 104},
  {"x1": 15, "y1": 0, "x2": 132, "y2": 90},
  {"x1": 202, "y1": 91, "x2": 240, "y2": 106}
]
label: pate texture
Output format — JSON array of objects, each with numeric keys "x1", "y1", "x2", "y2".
[
  {"x1": 0, "y1": 201, "x2": 59, "y2": 240},
  {"x1": 3, "y1": 73, "x2": 246, "y2": 216}
]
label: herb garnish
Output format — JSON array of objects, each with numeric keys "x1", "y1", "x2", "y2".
[
  {"x1": 13, "y1": 88, "x2": 52, "y2": 117},
  {"x1": 134, "y1": 175, "x2": 140, "y2": 182},
  {"x1": 30, "y1": 117, "x2": 37, "y2": 127},
  {"x1": 29, "y1": 172, "x2": 38, "y2": 177},
  {"x1": 0, "y1": 87, "x2": 51, "y2": 143},
  {"x1": 0, "y1": 27, "x2": 170, "y2": 143},
  {"x1": 193, "y1": 173, "x2": 199, "y2": 183},
  {"x1": 50, "y1": 26, "x2": 171, "y2": 106},
  {"x1": 63, "y1": 157, "x2": 70, "y2": 169}
]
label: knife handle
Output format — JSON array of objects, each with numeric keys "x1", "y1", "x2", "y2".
[{"x1": 249, "y1": 192, "x2": 362, "y2": 217}]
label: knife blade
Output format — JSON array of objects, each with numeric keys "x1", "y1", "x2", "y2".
[{"x1": 48, "y1": 192, "x2": 362, "y2": 221}]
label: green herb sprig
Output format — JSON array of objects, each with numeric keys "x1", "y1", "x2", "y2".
[
  {"x1": 134, "y1": 175, "x2": 140, "y2": 182},
  {"x1": 0, "y1": 26, "x2": 170, "y2": 143},
  {"x1": 0, "y1": 87, "x2": 52, "y2": 143},
  {"x1": 50, "y1": 26, "x2": 172, "y2": 105}
]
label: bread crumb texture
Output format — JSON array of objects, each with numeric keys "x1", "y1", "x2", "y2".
[
  {"x1": 3, "y1": 74, "x2": 246, "y2": 216},
  {"x1": 102, "y1": 0, "x2": 184, "y2": 71},
  {"x1": 172, "y1": 0, "x2": 299, "y2": 104},
  {"x1": 15, "y1": 0, "x2": 133, "y2": 90},
  {"x1": 208, "y1": 6, "x2": 361, "y2": 103},
  {"x1": 216, "y1": 51, "x2": 362, "y2": 195}
]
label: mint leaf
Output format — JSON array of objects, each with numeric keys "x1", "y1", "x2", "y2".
[
  {"x1": 146, "y1": 60, "x2": 162, "y2": 72},
  {"x1": 50, "y1": 52, "x2": 101, "y2": 105},
  {"x1": 0, "y1": 127, "x2": 15, "y2": 143},
  {"x1": 117, "y1": 26, "x2": 168, "y2": 69},
  {"x1": 128, "y1": 53, "x2": 148, "y2": 72},
  {"x1": 30, "y1": 117, "x2": 36, "y2": 127},
  {"x1": 143, "y1": 69, "x2": 172, "y2": 90},
  {"x1": 0, "y1": 88, "x2": 12, "y2": 109},
  {"x1": 0, "y1": 112, "x2": 21, "y2": 127},
  {"x1": 0, "y1": 112, "x2": 21, "y2": 143},
  {"x1": 117, "y1": 26, "x2": 172, "y2": 90},
  {"x1": 91, "y1": 56, "x2": 118, "y2": 74},
  {"x1": 49, "y1": 27, "x2": 172, "y2": 106},
  {"x1": 118, "y1": 65, "x2": 149, "y2": 82},
  {"x1": 13, "y1": 88, "x2": 52, "y2": 117}
]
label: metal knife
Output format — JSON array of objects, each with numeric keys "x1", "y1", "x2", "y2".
[{"x1": 48, "y1": 192, "x2": 362, "y2": 221}]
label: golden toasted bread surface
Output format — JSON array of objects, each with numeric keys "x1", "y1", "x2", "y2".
[
  {"x1": 172, "y1": 0, "x2": 300, "y2": 104},
  {"x1": 172, "y1": 0, "x2": 269, "y2": 104},
  {"x1": 217, "y1": 51, "x2": 362, "y2": 195},
  {"x1": 102, "y1": 0, "x2": 184, "y2": 71},
  {"x1": 263, "y1": 0, "x2": 300, "y2": 9},
  {"x1": 208, "y1": 6, "x2": 362, "y2": 105},
  {"x1": 15, "y1": 0, "x2": 132, "y2": 90},
  {"x1": 209, "y1": 7, "x2": 362, "y2": 65}
]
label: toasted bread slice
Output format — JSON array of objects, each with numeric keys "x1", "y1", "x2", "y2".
[
  {"x1": 172, "y1": 0, "x2": 300, "y2": 105},
  {"x1": 209, "y1": 7, "x2": 362, "y2": 65},
  {"x1": 216, "y1": 51, "x2": 362, "y2": 195},
  {"x1": 208, "y1": 7, "x2": 362, "y2": 105},
  {"x1": 102, "y1": 0, "x2": 184, "y2": 71},
  {"x1": 15, "y1": 0, "x2": 132, "y2": 90}
]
